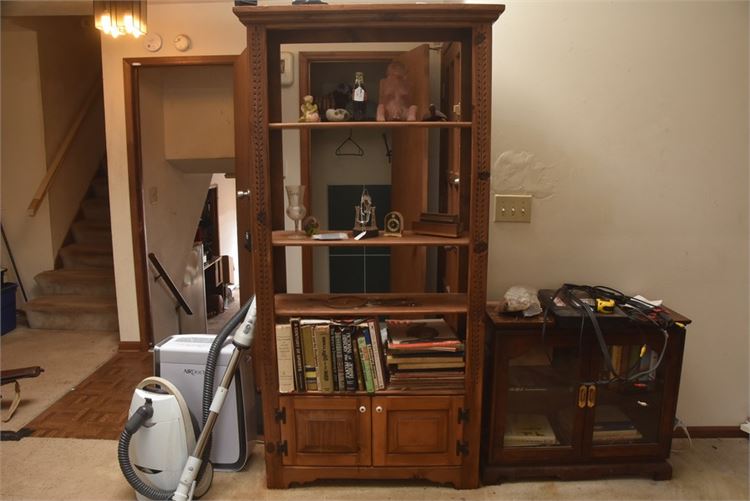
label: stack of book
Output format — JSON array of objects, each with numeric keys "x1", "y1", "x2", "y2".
[
  {"x1": 385, "y1": 318, "x2": 465, "y2": 390},
  {"x1": 275, "y1": 318, "x2": 387, "y2": 393},
  {"x1": 504, "y1": 413, "x2": 559, "y2": 447}
]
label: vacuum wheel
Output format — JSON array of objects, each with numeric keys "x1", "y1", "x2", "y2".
[{"x1": 194, "y1": 462, "x2": 213, "y2": 499}]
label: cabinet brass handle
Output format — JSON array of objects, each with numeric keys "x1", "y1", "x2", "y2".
[
  {"x1": 577, "y1": 385, "x2": 587, "y2": 408},
  {"x1": 587, "y1": 385, "x2": 597, "y2": 408},
  {"x1": 358, "y1": 405, "x2": 366, "y2": 414}
]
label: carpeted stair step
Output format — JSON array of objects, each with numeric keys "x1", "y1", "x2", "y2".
[
  {"x1": 81, "y1": 198, "x2": 110, "y2": 222},
  {"x1": 22, "y1": 295, "x2": 118, "y2": 331},
  {"x1": 34, "y1": 269, "x2": 116, "y2": 296},
  {"x1": 59, "y1": 243, "x2": 113, "y2": 269},
  {"x1": 91, "y1": 177, "x2": 109, "y2": 199},
  {"x1": 71, "y1": 220, "x2": 112, "y2": 246}
]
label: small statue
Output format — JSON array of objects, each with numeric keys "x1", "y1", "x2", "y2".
[
  {"x1": 376, "y1": 61, "x2": 418, "y2": 122},
  {"x1": 352, "y1": 72, "x2": 368, "y2": 121},
  {"x1": 299, "y1": 95, "x2": 320, "y2": 122},
  {"x1": 422, "y1": 104, "x2": 448, "y2": 122},
  {"x1": 352, "y1": 187, "x2": 379, "y2": 239}
]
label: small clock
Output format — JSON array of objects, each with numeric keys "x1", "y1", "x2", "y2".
[
  {"x1": 383, "y1": 211, "x2": 404, "y2": 237},
  {"x1": 144, "y1": 33, "x2": 162, "y2": 52}
]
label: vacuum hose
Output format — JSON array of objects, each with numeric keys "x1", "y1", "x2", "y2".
[
  {"x1": 198, "y1": 298, "x2": 254, "y2": 474},
  {"x1": 118, "y1": 298, "x2": 254, "y2": 500}
]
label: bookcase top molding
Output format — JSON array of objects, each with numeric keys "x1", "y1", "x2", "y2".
[{"x1": 233, "y1": 3, "x2": 505, "y2": 30}]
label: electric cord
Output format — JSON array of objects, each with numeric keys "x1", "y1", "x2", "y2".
[{"x1": 541, "y1": 284, "x2": 676, "y2": 385}]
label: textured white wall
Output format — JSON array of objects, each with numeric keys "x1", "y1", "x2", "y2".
[
  {"x1": 1, "y1": 22, "x2": 55, "y2": 299},
  {"x1": 100, "y1": 1, "x2": 749, "y2": 426},
  {"x1": 486, "y1": 1, "x2": 749, "y2": 427}
]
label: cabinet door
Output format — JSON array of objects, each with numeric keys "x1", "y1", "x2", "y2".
[
  {"x1": 490, "y1": 333, "x2": 588, "y2": 464},
  {"x1": 585, "y1": 329, "x2": 676, "y2": 459},
  {"x1": 279, "y1": 395, "x2": 371, "y2": 466},
  {"x1": 372, "y1": 396, "x2": 463, "y2": 466}
]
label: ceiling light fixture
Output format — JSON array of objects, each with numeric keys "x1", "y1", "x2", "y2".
[{"x1": 94, "y1": 1, "x2": 147, "y2": 39}]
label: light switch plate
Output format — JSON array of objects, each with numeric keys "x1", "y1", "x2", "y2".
[{"x1": 494, "y1": 194, "x2": 532, "y2": 223}]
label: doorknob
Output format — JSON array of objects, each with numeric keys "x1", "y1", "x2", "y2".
[
  {"x1": 375, "y1": 406, "x2": 383, "y2": 413},
  {"x1": 358, "y1": 405, "x2": 367, "y2": 413},
  {"x1": 237, "y1": 190, "x2": 251, "y2": 199},
  {"x1": 448, "y1": 172, "x2": 460, "y2": 187}
]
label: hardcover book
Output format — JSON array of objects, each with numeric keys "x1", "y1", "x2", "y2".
[
  {"x1": 504, "y1": 413, "x2": 559, "y2": 447},
  {"x1": 275, "y1": 324, "x2": 295, "y2": 393},
  {"x1": 290, "y1": 318, "x2": 305, "y2": 391}
]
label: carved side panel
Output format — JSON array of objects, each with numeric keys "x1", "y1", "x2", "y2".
[
  {"x1": 245, "y1": 25, "x2": 283, "y2": 488},
  {"x1": 462, "y1": 22, "x2": 493, "y2": 489}
]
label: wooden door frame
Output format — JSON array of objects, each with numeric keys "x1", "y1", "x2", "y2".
[
  {"x1": 297, "y1": 51, "x2": 401, "y2": 292},
  {"x1": 123, "y1": 55, "x2": 238, "y2": 351}
]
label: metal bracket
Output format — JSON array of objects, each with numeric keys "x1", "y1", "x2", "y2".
[
  {"x1": 458, "y1": 408, "x2": 469, "y2": 424},
  {"x1": 277, "y1": 440, "x2": 288, "y2": 456},
  {"x1": 456, "y1": 440, "x2": 469, "y2": 456},
  {"x1": 274, "y1": 407, "x2": 286, "y2": 423}
]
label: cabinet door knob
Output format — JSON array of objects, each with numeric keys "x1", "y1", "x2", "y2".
[
  {"x1": 375, "y1": 405, "x2": 383, "y2": 413},
  {"x1": 587, "y1": 385, "x2": 597, "y2": 408},
  {"x1": 237, "y1": 190, "x2": 251, "y2": 199},
  {"x1": 358, "y1": 405, "x2": 367, "y2": 414},
  {"x1": 577, "y1": 385, "x2": 587, "y2": 408}
]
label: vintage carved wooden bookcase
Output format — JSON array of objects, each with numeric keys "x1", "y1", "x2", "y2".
[{"x1": 233, "y1": 3, "x2": 504, "y2": 489}]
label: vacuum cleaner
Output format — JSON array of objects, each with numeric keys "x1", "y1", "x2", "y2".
[{"x1": 118, "y1": 296, "x2": 257, "y2": 501}]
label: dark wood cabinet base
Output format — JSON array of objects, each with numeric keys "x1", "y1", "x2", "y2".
[
  {"x1": 275, "y1": 465, "x2": 466, "y2": 489},
  {"x1": 482, "y1": 460, "x2": 672, "y2": 484}
]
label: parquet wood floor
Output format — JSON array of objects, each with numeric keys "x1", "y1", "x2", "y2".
[{"x1": 27, "y1": 352, "x2": 152, "y2": 439}]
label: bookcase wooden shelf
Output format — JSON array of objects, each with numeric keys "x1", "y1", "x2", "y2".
[
  {"x1": 275, "y1": 293, "x2": 468, "y2": 317},
  {"x1": 269, "y1": 121, "x2": 472, "y2": 130},
  {"x1": 233, "y1": 2, "x2": 504, "y2": 489},
  {"x1": 272, "y1": 230, "x2": 470, "y2": 247}
]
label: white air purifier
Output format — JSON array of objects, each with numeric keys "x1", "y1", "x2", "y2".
[{"x1": 154, "y1": 334, "x2": 257, "y2": 471}]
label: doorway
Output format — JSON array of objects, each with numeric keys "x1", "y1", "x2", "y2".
[{"x1": 124, "y1": 56, "x2": 247, "y2": 347}]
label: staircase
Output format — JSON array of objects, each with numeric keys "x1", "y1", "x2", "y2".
[{"x1": 22, "y1": 172, "x2": 118, "y2": 331}]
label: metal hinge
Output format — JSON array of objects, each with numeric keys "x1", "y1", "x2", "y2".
[
  {"x1": 456, "y1": 440, "x2": 469, "y2": 456},
  {"x1": 276, "y1": 440, "x2": 288, "y2": 456},
  {"x1": 458, "y1": 408, "x2": 469, "y2": 424},
  {"x1": 274, "y1": 407, "x2": 286, "y2": 423}
]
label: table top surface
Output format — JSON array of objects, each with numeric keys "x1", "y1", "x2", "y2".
[{"x1": 486, "y1": 301, "x2": 691, "y2": 329}]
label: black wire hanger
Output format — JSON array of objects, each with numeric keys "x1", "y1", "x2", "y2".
[{"x1": 335, "y1": 129, "x2": 364, "y2": 157}]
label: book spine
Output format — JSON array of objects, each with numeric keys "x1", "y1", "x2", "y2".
[
  {"x1": 329, "y1": 325, "x2": 339, "y2": 391},
  {"x1": 341, "y1": 327, "x2": 357, "y2": 391},
  {"x1": 316, "y1": 325, "x2": 334, "y2": 393},
  {"x1": 275, "y1": 324, "x2": 295, "y2": 393},
  {"x1": 362, "y1": 322, "x2": 384, "y2": 390},
  {"x1": 367, "y1": 319, "x2": 387, "y2": 389},
  {"x1": 290, "y1": 318, "x2": 305, "y2": 391},
  {"x1": 334, "y1": 326, "x2": 346, "y2": 392},
  {"x1": 301, "y1": 324, "x2": 318, "y2": 391},
  {"x1": 357, "y1": 333, "x2": 375, "y2": 393},
  {"x1": 352, "y1": 334, "x2": 365, "y2": 391}
]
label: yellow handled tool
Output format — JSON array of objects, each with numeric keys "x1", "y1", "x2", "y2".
[{"x1": 596, "y1": 298, "x2": 616, "y2": 314}]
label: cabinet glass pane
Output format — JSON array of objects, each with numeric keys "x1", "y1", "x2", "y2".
[
  {"x1": 591, "y1": 343, "x2": 665, "y2": 446},
  {"x1": 504, "y1": 343, "x2": 580, "y2": 448}
]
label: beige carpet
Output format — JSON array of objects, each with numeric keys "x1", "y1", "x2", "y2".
[
  {"x1": 0, "y1": 438, "x2": 746, "y2": 501},
  {"x1": 0, "y1": 326, "x2": 118, "y2": 430}
]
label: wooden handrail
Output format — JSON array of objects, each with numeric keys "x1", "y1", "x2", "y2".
[
  {"x1": 27, "y1": 80, "x2": 102, "y2": 217},
  {"x1": 148, "y1": 253, "x2": 193, "y2": 315}
]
